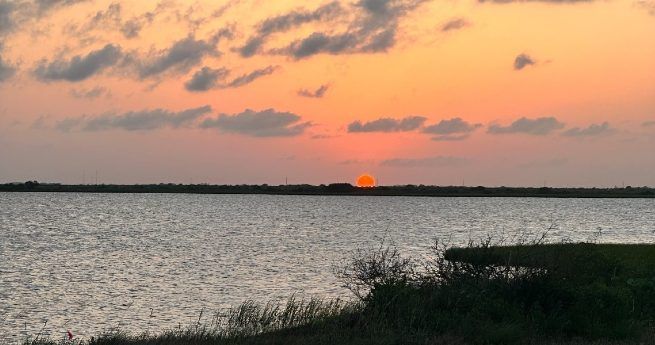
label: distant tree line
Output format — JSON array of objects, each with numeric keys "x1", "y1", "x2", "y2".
[{"x1": 0, "y1": 181, "x2": 653, "y2": 198}]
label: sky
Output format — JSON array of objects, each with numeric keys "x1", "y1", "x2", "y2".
[{"x1": 0, "y1": 0, "x2": 654, "y2": 187}]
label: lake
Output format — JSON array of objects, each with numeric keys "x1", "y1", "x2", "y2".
[{"x1": 1, "y1": 192, "x2": 654, "y2": 343}]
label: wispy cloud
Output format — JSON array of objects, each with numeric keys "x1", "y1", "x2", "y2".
[
  {"x1": 348, "y1": 116, "x2": 427, "y2": 133},
  {"x1": 34, "y1": 44, "x2": 122, "y2": 82},
  {"x1": 184, "y1": 65, "x2": 277, "y2": 92},
  {"x1": 200, "y1": 108, "x2": 311, "y2": 137},
  {"x1": 488, "y1": 117, "x2": 565, "y2": 135},
  {"x1": 423, "y1": 117, "x2": 482, "y2": 140},
  {"x1": 236, "y1": 1, "x2": 343, "y2": 58},
  {"x1": 133, "y1": 35, "x2": 225, "y2": 79},
  {"x1": 227, "y1": 65, "x2": 277, "y2": 88},
  {"x1": 69, "y1": 86, "x2": 110, "y2": 99},
  {"x1": 562, "y1": 122, "x2": 614, "y2": 137},
  {"x1": 298, "y1": 84, "x2": 329, "y2": 98},
  {"x1": 57, "y1": 105, "x2": 212, "y2": 131},
  {"x1": 380, "y1": 156, "x2": 467, "y2": 168},
  {"x1": 184, "y1": 67, "x2": 230, "y2": 92},
  {"x1": 440, "y1": 18, "x2": 471, "y2": 32},
  {"x1": 274, "y1": 0, "x2": 429, "y2": 59}
]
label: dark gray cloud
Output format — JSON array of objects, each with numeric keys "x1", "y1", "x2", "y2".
[
  {"x1": 237, "y1": 1, "x2": 343, "y2": 58},
  {"x1": 643, "y1": 120, "x2": 655, "y2": 127},
  {"x1": 227, "y1": 65, "x2": 277, "y2": 88},
  {"x1": 184, "y1": 67, "x2": 229, "y2": 92},
  {"x1": 58, "y1": 105, "x2": 213, "y2": 131},
  {"x1": 35, "y1": 0, "x2": 87, "y2": 12},
  {"x1": 422, "y1": 117, "x2": 482, "y2": 140},
  {"x1": 488, "y1": 117, "x2": 565, "y2": 135},
  {"x1": 514, "y1": 53, "x2": 535, "y2": 70},
  {"x1": 69, "y1": 86, "x2": 110, "y2": 99},
  {"x1": 441, "y1": 18, "x2": 471, "y2": 32},
  {"x1": 200, "y1": 108, "x2": 311, "y2": 137},
  {"x1": 135, "y1": 36, "x2": 219, "y2": 79},
  {"x1": 34, "y1": 44, "x2": 122, "y2": 82},
  {"x1": 0, "y1": 1, "x2": 17, "y2": 35},
  {"x1": 348, "y1": 116, "x2": 427, "y2": 133},
  {"x1": 269, "y1": 0, "x2": 428, "y2": 59},
  {"x1": 298, "y1": 84, "x2": 329, "y2": 98},
  {"x1": 562, "y1": 122, "x2": 614, "y2": 137},
  {"x1": 0, "y1": 54, "x2": 15, "y2": 82},
  {"x1": 184, "y1": 65, "x2": 276, "y2": 92},
  {"x1": 380, "y1": 156, "x2": 467, "y2": 168}
]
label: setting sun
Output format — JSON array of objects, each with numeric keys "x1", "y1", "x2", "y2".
[{"x1": 356, "y1": 174, "x2": 376, "y2": 188}]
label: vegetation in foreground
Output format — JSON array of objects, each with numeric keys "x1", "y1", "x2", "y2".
[{"x1": 24, "y1": 240, "x2": 655, "y2": 345}]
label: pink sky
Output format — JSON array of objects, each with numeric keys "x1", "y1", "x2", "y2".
[{"x1": 0, "y1": 0, "x2": 654, "y2": 186}]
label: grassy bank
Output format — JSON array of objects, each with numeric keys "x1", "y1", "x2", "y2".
[{"x1": 26, "y1": 241, "x2": 655, "y2": 345}]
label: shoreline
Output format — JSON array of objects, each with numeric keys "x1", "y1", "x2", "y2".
[{"x1": 1, "y1": 183, "x2": 654, "y2": 198}]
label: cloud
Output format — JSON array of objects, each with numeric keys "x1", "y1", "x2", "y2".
[
  {"x1": 562, "y1": 122, "x2": 614, "y2": 137},
  {"x1": 642, "y1": 120, "x2": 655, "y2": 127},
  {"x1": 34, "y1": 44, "x2": 122, "y2": 82},
  {"x1": 227, "y1": 65, "x2": 277, "y2": 88},
  {"x1": 272, "y1": 0, "x2": 428, "y2": 59},
  {"x1": 2, "y1": 0, "x2": 88, "y2": 38},
  {"x1": 441, "y1": 18, "x2": 471, "y2": 32},
  {"x1": 200, "y1": 108, "x2": 311, "y2": 137},
  {"x1": 58, "y1": 105, "x2": 212, "y2": 131},
  {"x1": 339, "y1": 159, "x2": 373, "y2": 165},
  {"x1": 514, "y1": 53, "x2": 536, "y2": 70},
  {"x1": 348, "y1": 116, "x2": 427, "y2": 133},
  {"x1": 54, "y1": 116, "x2": 83, "y2": 131},
  {"x1": 35, "y1": 0, "x2": 88, "y2": 12},
  {"x1": 380, "y1": 156, "x2": 467, "y2": 168},
  {"x1": 637, "y1": 1, "x2": 655, "y2": 15},
  {"x1": 0, "y1": 54, "x2": 15, "y2": 82},
  {"x1": 184, "y1": 66, "x2": 229, "y2": 92},
  {"x1": 184, "y1": 65, "x2": 277, "y2": 92},
  {"x1": 298, "y1": 84, "x2": 329, "y2": 98},
  {"x1": 0, "y1": 1, "x2": 17, "y2": 35},
  {"x1": 67, "y1": 2, "x2": 165, "y2": 40},
  {"x1": 422, "y1": 117, "x2": 482, "y2": 140},
  {"x1": 236, "y1": 1, "x2": 343, "y2": 57},
  {"x1": 69, "y1": 86, "x2": 110, "y2": 99},
  {"x1": 488, "y1": 117, "x2": 565, "y2": 135},
  {"x1": 430, "y1": 135, "x2": 471, "y2": 141},
  {"x1": 135, "y1": 35, "x2": 220, "y2": 79}
]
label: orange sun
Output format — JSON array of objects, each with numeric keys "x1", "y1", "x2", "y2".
[{"x1": 356, "y1": 174, "x2": 376, "y2": 188}]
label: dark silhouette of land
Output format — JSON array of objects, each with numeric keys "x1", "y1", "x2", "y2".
[{"x1": 1, "y1": 181, "x2": 654, "y2": 197}]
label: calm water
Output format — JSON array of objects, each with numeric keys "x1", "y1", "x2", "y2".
[{"x1": 1, "y1": 192, "x2": 654, "y2": 342}]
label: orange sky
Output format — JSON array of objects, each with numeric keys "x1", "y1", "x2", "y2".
[{"x1": 0, "y1": 0, "x2": 654, "y2": 186}]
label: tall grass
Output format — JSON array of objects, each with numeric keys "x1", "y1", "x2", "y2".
[{"x1": 24, "y1": 236, "x2": 655, "y2": 345}]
